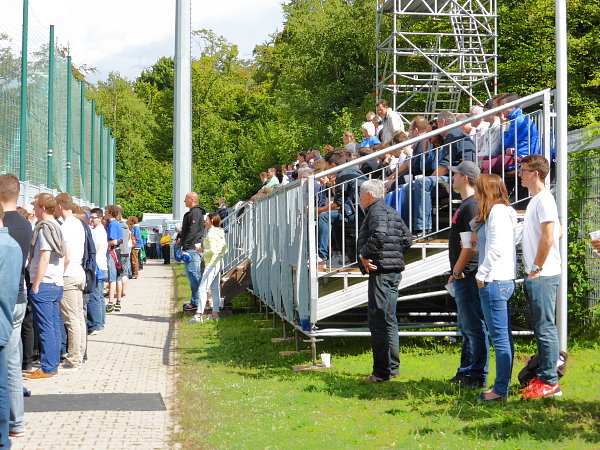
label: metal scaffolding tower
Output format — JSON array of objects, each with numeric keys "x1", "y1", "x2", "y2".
[{"x1": 375, "y1": 0, "x2": 497, "y2": 123}]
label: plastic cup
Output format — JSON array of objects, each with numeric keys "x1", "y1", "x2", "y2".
[
  {"x1": 460, "y1": 231, "x2": 472, "y2": 249},
  {"x1": 445, "y1": 282, "x2": 455, "y2": 298},
  {"x1": 321, "y1": 353, "x2": 331, "y2": 368},
  {"x1": 300, "y1": 318, "x2": 311, "y2": 332}
]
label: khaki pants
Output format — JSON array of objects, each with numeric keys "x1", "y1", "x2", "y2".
[
  {"x1": 60, "y1": 276, "x2": 86, "y2": 367},
  {"x1": 131, "y1": 248, "x2": 139, "y2": 276}
]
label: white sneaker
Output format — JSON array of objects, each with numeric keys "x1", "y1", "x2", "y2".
[
  {"x1": 206, "y1": 315, "x2": 220, "y2": 322},
  {"x1": 188, "y1": 315, "x2": 204, "y2": 324}
]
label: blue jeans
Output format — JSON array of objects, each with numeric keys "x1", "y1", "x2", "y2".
[
  {"x1": 30, "y1": 283, "x2": 63, "y2": 374},
  {"x1": 183, "y1": 250, "x2": 202, "y2": 305},
  {"x1": 7, "y1": 301, "x2": 26, "y2": 433},
  {"x1": 524, "y1": 274, "x2": 560, "y2": 385},
  {"x1": 479, "y1": 280, "x2": 515, "y2": 396},
  {"x1": 411, "y1": 175, "x2": 449, "y2": 231},
  {"x1": 454, "y1": 276, "x2": 489, "y2": 381},
  {"x1": 317, "y1": 210, "x2": 341, "y2": 260},
  {"x1": 88, "y1": 270, "x2": 107, "y2": 332},
  {"x1": 368, "y1": 272, "x2": 401, "y2": 380},
  {"x1": 0, "y1": 347, "x2": 9, "y2": 448},
  {"x1": 107, "y1": 253, "x2": 121, "y2": 282},
  {"x1": 156, "y1": 243, "x2": 162, "y2": 259}
]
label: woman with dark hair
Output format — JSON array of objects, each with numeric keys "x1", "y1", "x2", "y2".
[
  {"x1": 473, "y1": 174, "x2": 517, "y2": 402},
  {"x1": 188, "y1": 213, "x2": 228, "y2": 324}
]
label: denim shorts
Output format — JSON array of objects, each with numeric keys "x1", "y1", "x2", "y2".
[
  {"x1": 107, "y1": 253, "x2": 121, "y2": 282},
  {"x1": 120, "y1": 254, "x2": 132, "y2": 278}
]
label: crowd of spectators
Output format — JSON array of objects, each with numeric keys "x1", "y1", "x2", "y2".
[
  {"x1": 0, "y1": 173, "x2": 150, "y2": 445},
  {"x1": 247, "y1": 94, "x2": 541, "y2": 268}
]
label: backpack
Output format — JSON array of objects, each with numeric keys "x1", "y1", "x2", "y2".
[
  {"x1": 79, "y1": 219, "x2": 98, "y2": 295},
  {"x1": 517, "y1": 351, "x2": 568, "y2": 387}
]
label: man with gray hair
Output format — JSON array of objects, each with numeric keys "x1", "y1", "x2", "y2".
[{"x1": 357, "y1": 179, "x2": 412, "y2": 383}]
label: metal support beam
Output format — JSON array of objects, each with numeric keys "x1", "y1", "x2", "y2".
[
  {"x1": 47, "y1": 25, "x2": 54, "y2": 188},
  {"x1": 90, "y1": 100, "x2": 96, "y2": 203},
  {"x1": 19, "y1": 0, "x2": 29, "y2": 181},
  {"x1": 173, "y1": 0, "x2": 192, "y2": 220},
  {"x1": 66, "y1": 56, "x2": 72, "y2": 193}
]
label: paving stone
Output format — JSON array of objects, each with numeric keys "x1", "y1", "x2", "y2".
[{"x1": 13, "y1": 261, "x2": 176, "y2": 449}]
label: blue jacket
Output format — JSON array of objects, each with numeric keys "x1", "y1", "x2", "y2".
[
  {"x1": 501, "y1": 108, "x2": 539, "y2": 158},
  {"x1": 0, "y1": 227, "x2": 23, "y2": 347}
]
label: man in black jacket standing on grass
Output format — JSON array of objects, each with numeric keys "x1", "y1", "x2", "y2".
[
  {"x1": 357, "y1": 179, "x2": 412, "y2": 383},
  {"x1": 180, "y1": 192, "x2": 206, "y2": 312}
]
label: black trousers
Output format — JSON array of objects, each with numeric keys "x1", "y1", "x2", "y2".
[
  {"x1": 367, "y1": 271, "x2": 401, "y2": 380},
  {"x1": 162, "y1": 245, "x2": 171, "y2": 264},
  {"x1": 21, "y1": 302, "x2": 36, "y2": 369}
]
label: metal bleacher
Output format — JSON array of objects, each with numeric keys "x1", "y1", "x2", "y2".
[{"x1": 221, "y1": 90, "x2": 555, "y2": 353}]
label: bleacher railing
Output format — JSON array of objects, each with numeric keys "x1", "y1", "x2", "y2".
[{"x1": 223, "y1": 89, "x2": 554, "y2": 335}]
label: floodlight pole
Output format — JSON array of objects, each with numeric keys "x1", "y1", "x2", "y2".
[
  {"x1": 173, "y1": 0, "x2": 192, "y2": 220},
  {"x1": 555, "y1": 0, "x2": 568, "y2": 352}
]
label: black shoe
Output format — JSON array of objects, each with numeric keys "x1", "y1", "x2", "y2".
[
  {"x1": 183, "y1": 302, "x2": 198, "y2": 311},
  {"x1": 449, "y1": 372, "x2": 467, "y2": 384},
  {"x1": 461, "y1": 376, "x2": 486, "y2": 389},
  {"x1": 114, "y1": 302, "x2": 121, "y2": 312}
]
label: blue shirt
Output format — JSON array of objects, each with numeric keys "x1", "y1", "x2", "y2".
[
  {"x1": 0, "y1": 227, "x2": 22, "y2": 347},
  {"x1": 132, "y1": 225, "x2": 142, "y2": 249},
  {"x1": 106, "y1": 219, "x2": 122, "y2": 250},
  {"x1": 360, "y1": 136, "x2": 381, "y2": 148}
]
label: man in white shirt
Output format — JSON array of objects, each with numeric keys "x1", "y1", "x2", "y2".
[
  {"x1": 88, "y1": 208, "x2": 108, "y2": 335},
  {"x1": 55, "y1": 193, "x2": 86, "y2": 370},
  {"x1": 519, "y1": 154, "x2": 562, "y2": 399},
  {"x1": 376, "y1": 99, "x2": 404, "y2": 143}
]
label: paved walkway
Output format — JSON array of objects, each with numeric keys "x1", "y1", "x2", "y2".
[{"x1": 14, "y1": 260, "x2": 176, "y2": 449}]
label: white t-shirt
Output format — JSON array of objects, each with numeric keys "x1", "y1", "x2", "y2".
[
  {"x1": 61, "y1": 216, "x2": 86, "y2": 278},
  {"x1": 91, "y1": 225, "x2": 108, "y2": 271},
  {"x1": 29, "y1": 226, "x2": 64, "y2": 286},
  {"x1": 522, "y1": 189, "x2": 561, "y2": 276}
]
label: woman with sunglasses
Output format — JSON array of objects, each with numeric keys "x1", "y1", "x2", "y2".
[{"x1": 473, "y1": 174, "x2": 517, "y2": 401}]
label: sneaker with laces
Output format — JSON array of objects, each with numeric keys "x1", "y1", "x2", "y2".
[
  {"x1": 60, "y1": 363, "x2": 80, "y2": 372},
  {"x1": 182, "y1": 302, "x2": 198, "y2": 312},
  {"x1": 114, "y1": 302, "x2": 121, "y2": 312},
  {"x1": 106, "y1": 303, "x2": 115, "y2": 313},
  {"x1": 206, "y1": 315, "x2": 219, "y2": 322},
  {"x1": 9, "y1": 430, "x2": 25, "y2": 438},
  {"x1": 24, "y1": 368, "x2": 55, "y2": 380},
  {"x1": 188, "y1": 315, "x2": 204, "y2": 324},
  {"x1": 522, "y1": 380, "x2": 562, "y2": 399}
]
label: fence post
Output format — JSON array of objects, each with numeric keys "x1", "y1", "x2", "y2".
[
  {"x1": 106, "y1": 127, "x2": 111, "y2": 204},
  {"x1": 99, "y1": 115, "x2": 104, "y2": 206},
  {"x1": 19, "y1": 0, "x2": 29, "y2": 181},
  {"x1": 90, "y1": 100, "x2": 96, "y2": 203},
  {"x1": 112, "y1": 137, "x2": 117, "y2": 203},
  {"x1": 47, "y1": 25, "x2": 54, "y2": 188},
  {"x1": 80, "y1": 81, "x2": 86, "y2": 196},
  {"x1": 66, "y1": 56, "x2": 72, "y2": 193}
]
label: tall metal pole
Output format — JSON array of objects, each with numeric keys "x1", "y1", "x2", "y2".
[
  {"x1": 19, "y1": 0, "x2": 29, "y2": 181},
  {"x1": 113, "y1": 138, "x2": 117, "y2": 203},
  {"x1": 99, "y1": 115, "x2": 104, "y2": 206},
  {"x1": 555, "y1": 0, "x2": 568, "y2": 352},
  {"x1": 66, "y1": 56, "x2": 72, "y2": 193},
  {"x1": 173, "y1": 0, "x2": 192, "y2": 220},
  {"x1": 47, "y1": 25, "x2": 54, "y2": 188},
  {"x1": 106, "y1": 127, "x2": 111, "y2": 204}
]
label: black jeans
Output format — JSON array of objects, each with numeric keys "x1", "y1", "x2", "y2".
[
  {"x1": 367, "y1": 271, "x2": 401, "y2": 380},
  {"x1": 21, "y1": 302, "x2": 35, "y2": 369}
]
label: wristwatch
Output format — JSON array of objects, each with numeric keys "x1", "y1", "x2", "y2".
[
  {"x1": 452, "y1": 271, "x2": 462, "y2": 277},
  {"x1": 531, "y1": 264, "x2": 543, "y2": 273}
]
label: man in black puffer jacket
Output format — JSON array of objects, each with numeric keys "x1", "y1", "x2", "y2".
[{"x1": 357, "y1": 179, "x2": 412, "y2": 383}]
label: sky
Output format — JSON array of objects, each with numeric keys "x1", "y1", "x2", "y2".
[{"x1": 15, "y1": 0, "x2": 286, "y2": 84}]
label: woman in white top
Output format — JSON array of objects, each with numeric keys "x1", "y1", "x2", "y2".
[
  {"x1": 474, "y1": 174, "x2": 517, "y2": 401},
  {"x1": 188, "y1": 213, "x2": 228, "y2": 324}
]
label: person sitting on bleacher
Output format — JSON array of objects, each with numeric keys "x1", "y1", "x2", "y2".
[
  {"x1": 407, "y1": 110, "x2": 476, "y2": 238},
  {"x1": 481, "y1": 93, "x2": 539, "y2": 174}
]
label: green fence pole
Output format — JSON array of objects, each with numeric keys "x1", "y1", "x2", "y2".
[
  {"x1": 19, "y1": 0, "x2": 29, "y2": 181},
  {"x1": 47, "y1": 25, "x2": 54, "y2": 188},
  {"x1": 90, "y1": 100, "x2": 96, "y2": 203},
  {"x1": 113, "y1": 138, "x2": 117, "y2": 203},
  {"x1": 106, "y1": 126, "x2": 111, "y2": 205},
  {"x1": 99, "y1": 115, "x2": 104, "y2": 206},
  {"x1": 66, "y1": 56, "x2": 72, "y2": 193},
  {"x1": 80, "y1": 81, "x2": 85, "y2": 197}
]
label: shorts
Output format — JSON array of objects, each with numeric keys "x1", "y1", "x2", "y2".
[
  {"x1": 120, "y1": 254, "x2": 132, "y2": 278},
  {"x1": 107, "y1": 253, "x2": 122, "y2": 282}
]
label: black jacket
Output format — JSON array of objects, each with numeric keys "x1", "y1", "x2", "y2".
[
  {"x1": 334, "y1": 167, "x2": 367, "y2": 222},
  {"x1": 180, "y1": 204, "x2": 206, "y2": 250},
  {"x1": 357, "y1": 200, "x2": 412, "y2": 274}
]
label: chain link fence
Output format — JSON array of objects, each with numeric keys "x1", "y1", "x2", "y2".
[{"x1": 0, "y1": 0, "x2": 116, "y2": 205}]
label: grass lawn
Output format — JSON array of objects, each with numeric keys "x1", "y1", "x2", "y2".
[{"x1": 171, "y1": 266, "x2": 600, "y2": 449}]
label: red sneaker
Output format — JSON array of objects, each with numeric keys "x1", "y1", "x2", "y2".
[
  {"x1": 522, "y1": 381, "x2": 562, "y2": 399},
  {"x1": 519, "y1": 377, "x2": 540, "y2": 394}
]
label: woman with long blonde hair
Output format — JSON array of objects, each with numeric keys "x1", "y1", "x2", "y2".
[{"x1": 473, "y1": 174, "x2": 517, "y2": 401}]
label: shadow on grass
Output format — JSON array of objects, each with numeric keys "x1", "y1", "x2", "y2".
[{"x1": 175, "y1": 285, "x2": 600, "y2": 445}]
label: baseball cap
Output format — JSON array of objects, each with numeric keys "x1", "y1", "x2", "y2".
[{"x1": 449, "y1": 161, "x2": 481, "y2": 181}]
